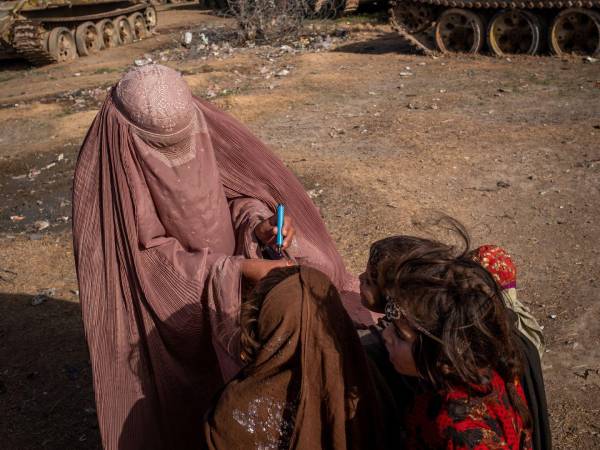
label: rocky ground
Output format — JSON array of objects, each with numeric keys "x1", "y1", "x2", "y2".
[{"x1": 1, "y1": 4, "x2": 599, "y2": 449}]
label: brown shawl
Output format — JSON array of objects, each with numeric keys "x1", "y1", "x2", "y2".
[
  {"x1": 204, "y1": 266, "x2": 387, "y2": 450},
  {"x1": 72, "y1": 65, "x2": 374, "y2": 450}
]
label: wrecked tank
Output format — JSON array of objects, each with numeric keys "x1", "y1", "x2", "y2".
[
  {"x1": 389, "y1": 0, "x2": 600, "y2": 56},
  {"x1": 0, "y1": 0, "x2": 158, "y2": 65}
]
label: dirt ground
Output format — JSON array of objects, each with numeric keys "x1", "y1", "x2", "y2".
[{"x1": 1, "y1": 4, "x2": 599, "y2": 449}]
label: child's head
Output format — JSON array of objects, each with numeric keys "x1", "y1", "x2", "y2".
[{"x1": 359, "y1": 229, "x2": 521, "y2": 391}]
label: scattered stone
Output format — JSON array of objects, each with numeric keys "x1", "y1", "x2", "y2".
[
  {"x1": 134, "y1": 57, "x2": 153, "y2": 67},
  {"x1": 276, "y1": 69, "x2": 290, "y2": 77},
  {"x1": 31, "y1": 288, "x2": 55, "y2": 306},
  {"x1": 399, "y1": 72, "x2": 413, "y2": 77},
  {"x1": 11, "y1": 174, "x2": 26, "y2": 180},
  {"x1": 549, "y1": 314, "x2": 557, "y2": 319},
  {"x1": 43, "y1": 162, "x2": 56, "y2": 170},
  {"x1": 10, "y1": 215, "x2": 25, "y2": 222},
  {"x1": 71, "y1": 289, "x2": 80, "y2": 296},
  {"x1": 183, "y1": 31, "x2": 193, "y2": 47},
  {"x1": 57, "y1": 153, "x2": 64, "y2": 161},
  {"x1": 496, "y1": 180, "x2": 511, "y2": 188},
  {"x1": 34, "y1": 220, "x2": 50, "y2": 231},
  {"x1": 583, "y1": 56, "x2": 598, "y2": 63},
  {"x1": 307, "y1": 188, "x2": 323, "y2": 199}
]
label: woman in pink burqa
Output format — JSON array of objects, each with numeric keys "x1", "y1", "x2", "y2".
[{"x1": 72, "y1": 64, "x2": 375, "y2": 449}]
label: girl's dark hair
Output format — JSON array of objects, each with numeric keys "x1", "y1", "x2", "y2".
[
  {"x1": 239, "y1": 265, "x2": 301, "y2": 365},
  {"x1": 368, "y1": 220, "x2": 531, "y2": 428}
]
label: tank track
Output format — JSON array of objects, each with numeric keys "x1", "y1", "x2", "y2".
[
  {"x1": 12, "y1": 21, "x2": 56, "y2": 65},
  {"x1": 393, "y1": 0, "x2": 600, "y2": 8},
  {"x1": 389, "y1": 13, "x2": 435, "y2": 55}
]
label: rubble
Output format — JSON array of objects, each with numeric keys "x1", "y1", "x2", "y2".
[
  {"x1": 33, "y1": 220, "x2": 50, "y2": 231},
  {"x1": 31, "y1": 288, "x2": 56, "y2": 306}
]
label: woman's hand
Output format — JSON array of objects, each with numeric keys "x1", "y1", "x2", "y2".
[
  {"x1": 240, "y1": 259, "x2": 295, "y2": 284},
  {"x1": 254, "y1": 213, "x2": 296, "y2": 251}
]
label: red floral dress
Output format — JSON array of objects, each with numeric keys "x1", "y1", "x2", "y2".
[{"x1": 403, "y1": 371, "x2": 532, "y2": 449}]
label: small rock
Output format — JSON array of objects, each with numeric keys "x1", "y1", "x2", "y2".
[
  {"x1": 276, "y1": 69, "x2": 290, "y2": 77},
  {"x1": 583, "y1": 56, "x2": 598, "y2": 63},
  {"x1": 43, "y1": 162, "x2": 56, "y2": 170},
  {"x1": 134, "y1": 58, "x2": 152, "y2": 67},
  {"x1": 74, "y1": 72, "x2": 81, "y2": 77},
  {"x1": 182, "y1": 31, "x2": 193, "y2": 47},
  {"x1": 549, "y1": 314, "x2": 557, "y2": 319},
  {"x1": 399, "y1": 72, "x2": 413, "y2": 77},
  {"x1": 496, "y1": 180, "x2": 511, "y2": 188},
  {"x1": 199, "y1": 33, "x2": 209, "y2": 45},
  {"x1": 280, "y1": 45, "x2": 293, "y2": 52},
  {"x1": 71, "y1": 289, "x2": 80, "y2": 296},
  {"x1": 34, "y1": 220, "x2": 50, "y2": 231},
  {"x1": 10, "y1": 215, "x2": 25, "y2": 222},
  {"x1": 57, "y1": 153, "x2": 64, "y2": 161},
  {"x1": 31, "y1": 295, "x2": 46, "y2": 306}
]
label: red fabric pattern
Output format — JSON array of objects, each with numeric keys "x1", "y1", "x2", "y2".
[
  {"x1": 472, "y1": 245, "x2": 517, "y2": 290},
  {"x1": 404, "y1": 371, "x2": 532, "y2": 450}
]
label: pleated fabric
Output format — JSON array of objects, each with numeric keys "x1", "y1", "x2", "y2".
[{"x1": 72, "y1": 65, "x2": 371, "y2": 450}]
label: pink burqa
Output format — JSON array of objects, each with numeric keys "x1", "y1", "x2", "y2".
[{"x1": 72, "y1": 65, "x2": 374, "y2": 450}]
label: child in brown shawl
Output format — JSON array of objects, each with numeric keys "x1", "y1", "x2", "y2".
[{"x1": 203, "y1": 266, "x2": 390, "y2": 450}]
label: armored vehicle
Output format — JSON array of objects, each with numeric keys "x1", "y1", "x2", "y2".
[
  {"x1": 0, "y1": 0, "x2": 157, "y2": 65},
  {"x1": 389, "y1": 0, "x2": 600, "y2": 56}
]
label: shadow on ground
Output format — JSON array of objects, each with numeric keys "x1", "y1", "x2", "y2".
[
  {"x1": 0, "y1": 293, "x2": 100, "y2": 449},
  {"x1": 334, "y1": 32, "x2": 420, "y2": 55}
]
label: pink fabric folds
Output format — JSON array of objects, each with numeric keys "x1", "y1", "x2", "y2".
[{"x1": 73, "y1": 65, "x2": 370, "y2": 450}]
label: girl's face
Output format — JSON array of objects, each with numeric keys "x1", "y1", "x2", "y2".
[{"x1": 382, "y1": 319, "x2": 419, "y2": 377}]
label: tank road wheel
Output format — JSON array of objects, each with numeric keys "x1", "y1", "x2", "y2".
[
  {"x1": 144, "y1": 7, "x2": 158, "y2": 31},
  {"x1": 97, "y1": 18, "x2": 121, "y2": 49},
  {"x1": 390, "y1": 1, "x2": 435, "y2": 34},
  {"x1": 435, "y1": 9, "x2": 485, "y2": 54},
  {"x1": 75, "y1": 21, "x2": 102, "y2": 56},
  {"x1": 488, "y1": 10, "x2": 543, "y2": 56},
  {"x1": 47, "y1": 27, "x2": 78, "y2": 63},
  {"x1": 114, "y1": 16, "x2": 134, "y2": 45},
  {"x1": 549, "y1": 8, "x2": 600, "y2": 56},
  {"x1": 128, "y1": 12, "x2": 149, "y2": 41}
]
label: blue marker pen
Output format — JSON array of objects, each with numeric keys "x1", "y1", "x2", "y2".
[{"x1": 276, "y1": 204, "x2": 285, "y2": 255}]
